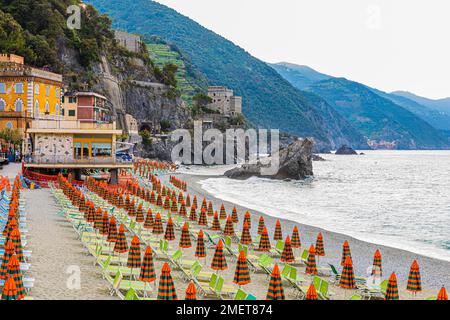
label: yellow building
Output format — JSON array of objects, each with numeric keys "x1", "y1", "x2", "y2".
[{"x1": 0, "y1": 54, "x2": 64, "y2": 135}]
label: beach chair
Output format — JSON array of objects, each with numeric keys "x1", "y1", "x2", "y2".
[
  {"x1": 124, "y1": 288, "x2": 155, "y2": 301},
  {"x1": 318, "y1": 279, "x2": 334, "y2": 300},
  {"x1": 349, "y1": 294, "x2": 362, "y2": 300},
  {"x1": 197, "y1": 273, "x2": 218, "y2": 297},
  {"x1": 204, "y1": 231, "x2": 221, "y2": 247},
  {"x1": 214, "y1": 276, "x2": 237, "y2": 300},
  {"x1": 296, "y1": 249, "x2": 309, "y2": 265},
  {"x1": 234, "y1": 289, "x2": 248, "y2": 300},
  {"x1": 245, "y1": 294, "x2": 257, "y2": 300},
  {"x1": 257, "y1": 254, "x2": 273, "y2": 275},
  {"x1": 274, "y1": 240, "x2": 284, "y2": 255}
]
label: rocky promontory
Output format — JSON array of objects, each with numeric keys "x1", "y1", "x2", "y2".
[{"x1": 335, "y1": 145, "x2": 358, "y2": 155}]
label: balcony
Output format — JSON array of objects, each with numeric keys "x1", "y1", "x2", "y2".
[
  {"x1": 27, "y1": 119, "x2": 121, "y2": 134},
  {"x1": 23, "y1": 154, "x2": 133, "y2": 169},
  {"x1": 0, "y1": 111, "x2": 33, "y2": 118}
]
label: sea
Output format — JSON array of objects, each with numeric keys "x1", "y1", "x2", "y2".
[{"x1": 179, "y1": 151, "x2": 450, "y2": 262}]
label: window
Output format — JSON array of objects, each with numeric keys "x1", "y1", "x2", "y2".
[
  {"x1": 69, "y1": 97, "x2": 77, "y2": 104},
  {"x1": 46, "y1": 86, "x2": 50, "y2": 97},
  {"x1": 15, "y1": 99, "x2": 23, "y2": 112},
  {"x1": 68, "y1": 110, "x2": 76, "y2": 117},
  {"x1": 0, "y1": 83, "x2": 5, "y2": 94},
  {"x1": 6, "y1": 122, "x2": 13, "y2": 129},
  {"x1": 35, "y1": 84, "x2": 39, "y2": 95},
  {"x1": 92, "y1": 142, "x2": 112, "y2": 157},
  {"x1": 0, "y1": 99, "x2": 5, "y2": 111},
  {"x1": 35, "y1": 100, "x2": 39, "y2": 115},
  {"x1": 56, "y1": 88, "x2": 59, "y2": 98},
  {"x1": 15, "y1": 83, "x2": 23, "y2": 94},
  {"x1": 55, "y1": 104, "x2": 59, "y2": 115},
  {"x1": 45, "y1": 101, "x2": 49, "y2": 113}
]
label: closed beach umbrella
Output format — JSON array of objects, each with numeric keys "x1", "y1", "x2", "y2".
[
  {"x1": 341, "y1": 241, "x2": 352, "y2": 266},
  {"x1": 223, "y1": 215, "x2": 235, "y2": 237},
  {"x1": 0, "y1": 241, "x2": 15, "y2": 279},
  {"x1": 127, "y1": 236, "x2": 142, "y2": 270},
  {"x1": 219, "y1": 204, "x2": 227, "y2": 220},
  {"x1": 7, "y1": 255, "x2": 25, "y2": 300},
  {"x1": 207, "y1": 201, "x2": 214, "y2": 217},
  {"x1": 87, "y1": 203, "x2": 95, "y2": 223},
  {"x1": 185, "y1": 194, "x2": 191, "y2": 208},
  {"x1": 274, "y1": 220, "x2": 283, "y2": 241},
  {"x1": 339, "y1": 256, "x2": 356, "y2": 289},
  {"x1": 266, "y1": 264, "x2": 285, "y2": 300},
  {"x1": 114, "y1": 224, "x2": 128, "y2": 253},
  {"x1": 179, "y1": 222, "x2": 192, "y2": 248},
  {"x1": 257, "y1": 227, "x2": 271, "y2": 251},
  {"x1": 107, "y1": 216, "x2": 118, "y2": 243},
  {"x1": 385, "y1": 273, "x2": 399, "y2": 300},
  {"x1": 371, "y1": 249, "x2": 382, "y2": 277},
  {"x1": 163, "y1": 196, "x2": 171, "y2": 210},
  {"x1": 195, "y1": 230, "x2": 206, "y2": 258},
  {"x1": 185, "y1": 281, "x2": 197, "y2": 300},
  {"x1": 189, "y1": 206, "x2": 197, "y2": 222},
  {"x1": 306, "y1": 284, "x2": 318, "y2": 300},
  {"x1": 240, "y1": 222, "x2": 252, "y2": 245},
  {"x1": 211, "y1": 212, "x2": 221, "y2": 231},
  {"x1": 315, "y1": 233, "x2": 325, "y2": 257},
  {"x1": 164, "y1": 217, "x2": 176, "y2": 241},
  {"x1": 257, "y1": 216, "x2": 266, "y2": 235},
  {"x1": 171, "y1": 197, "x2": 178, "y2": 213},
  {"x1": 291, "y1": 226, "x2": 301, "y2": 248},
  {"x1": 144, "y1": 209, "x2": 154, "y2": 230},
  {"x1": 150, "y1": 191, "x2": 156, "y2": 204},
  {"x1": 192, "y1": 196, "x2": 198, "y2": 209},
  {"x1": 243, "y1": 211, "x2": 251, "y2": 229},
  {"x1": 201, "y1": 198, "x2": 207, "y2": 211},
  {"x1": 156, "y1": 193, "x2": 163, "y2": 207},
  {"x1": 233, "y1": 250, "x2": 251, "y2": 286},
  {"x1": 9, "y1": 228, "x2": 24, "y2": 262},
  {"x1": 281, "y1": 236, "x2": 295, "y2": 263},
  {"x1": 157, "y1": 263, "x2": 178, "y2": 300},
  {"x1": 94, "y1": 207, "x2": 103, "y2": 230},
  {"x1": 139, "y1": 246, "x2": 156, "y2": 284},
  {"x1": 153, "y1": 212, "x2": 164, "y2": 235},
  {"x1": 128, "y1": 199, "x2": 137, "y2": 217},
  {"x1": 198, "y1": 208, "x2": 208, "y2": 226},
  {"x1": 406, "y1": 260, "x2": 422, "y2": 294},
  {"x1": 1, "y1": 275, "x2": 18, "y2": 301},
  {"x1": 231, "y1": 207, "x2": 239, "y2": 223},
  {"x1": 211, "y1": 240, "x2": 228, "y2": 271},
  {"x1": 136, "y1": 203, "x2": 145, "y2": 223},
  {"x1": 100, "y1": 211, "x2": 109, "y2": 236},
  {"x1": 305, "y1": 245, "x2": 318, "y2": 275},
  {"x1": 437, "y1": 286, "x2": 448, "y2": 300},
  {"x1": 179, "y1": 202, "x2": 187, "y2": 217}
]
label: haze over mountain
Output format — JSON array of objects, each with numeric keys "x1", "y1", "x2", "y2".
[
  {"x1": 272, "y1": 62, "x2": 450, "y2": 149},
  {"x1": 87, "y1": 0, "x2": 369, "y2": 151},
  {"x1": 391, "y1": 91, "x2": 450, "y2": 114}
]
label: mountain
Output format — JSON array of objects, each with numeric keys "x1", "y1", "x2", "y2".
[
  {"x1": 272, "y1": 62, "x2": 450, "y2": 149},
  {"x1": 87, "y1": 0, "x2": 370, "y2": 150},
  {"x1": 391, "y1": 91, "x2": 450, "y2": 114}
]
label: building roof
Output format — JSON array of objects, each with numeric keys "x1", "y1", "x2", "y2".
[{"x1": 64, "y1": 91, "x2": 108, "y2": 100}]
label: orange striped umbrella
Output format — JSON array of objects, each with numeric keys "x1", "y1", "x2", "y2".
[
  {"x1": 157, "y1": 263, "x2": 178, "y2": 300},
  {"x1": 207, "y1": 201, "x2": 214, "y2": 216},
  {"x1": 257, "y1": 216, "x2": 266, "y2": 235},
  {"x1": 179, "y1": 202, "x2": 187, "y2": 217},
  {"x1": 136, "y1": 203, "x2": 145, "y2": 223},
  {"x1": 406, "y1": 260, "x2": 422, "y2": 293},
  {"x1": 171, "y1": 197, "x2": 178, "y2": 213},
  {"x1": 139, "y1": 246, "x2": 156, "y2": 284},
  {"x1": 274, "y1": 220, "x2": 283, "y2": 241},
  {"x1": 127, "y1": 236, "x2": 142, "y2": 269},
  {"x1": 192, "y1": 195, "x2": 198, "y2": 209},
  {"x1": 100, "y1": 211, "x2": 109, "y2": 236},
  {"x1": 128, "y1": 199, "x2": 137, "y2": 217},
  {"x1": 94, "y1": 207, "x2": 103, "y2": 230},
  {"x1": 195, "y1": 230, "x2": 206, "y2": 258},
  {"x1": 9, "y1": 228, "x2": 24, "y2": 262},
  {"x1": 152, "y1": 212, "x2": 164, "y2": 235},
  {"x1": 189, "y1": 206, "x2": 197, "y2": 221},
  {"x1": 231, "y1": 207, "x2": 239, "y2": 223},
  {"x1": 385, "y1": 273, "x2": 399, "y2": 300},
  {"x1": 371, "y1": 249, "x2": 382, "y2": 277},
  {"x1": 306, "y1": 284, "x2": 318, "y2": 300},
  {"x1": 233, "y1": 250, "x2": 251, "y2": 286},
  {"x1": 164, "y1": 217, "x2": 176, "y2": 241},
  {"x1": 339, "y1": 256, "x2": 356, "y2": 289},
  {"x1": 291, "y1": 226, "x2": 301, "y2": 248},
  {"x1": 144, "y1": 209, "x2": 154, "y2": 229},
  {"x1": 211, "y1": 212, "x2": 221, "y2": 231},
  {"x1": 198, "y1": 207, "x2": 208, "y2": 226},
  {"x1": 211, "y1": 240, "x2": 227, "y2": 271},
  {"x1": 240, "y1": 222, "x2": 252, "y2": 245},
  {"x1": 266, "y1": 264, "x2": 285, "y2": 300},
  {"x1": 223, "y1": 215, "x2": 235, "y2": 237},
  {"x1": 219, "y1": 204, "x2": 227, "y2": 220},
  {"x1": 156, "y1": 193, "x2": 163, "y2": 207},
  {"x1": 7, "y1": 254, "x2": 25, "y2": 300},
  {"x1": 125, "y1": 194, "x2": 131, "y2": 209},
  {"x1": 243, "y1": 211, "x2": 251, "y2": 229},
  {"x1": 256, "y1": 227, "x2": 271, "y2": 251},
  {"x1": 201, "y1": 198, "x2": 207, "y2": 211},
  {"x1": 150, "y1": 191, "x2": 156, "y2": 204},
  {"x1": 1, "y1": 274, "x2": 17, "y2": 300},
  {"x1": 114, "y1": 224, "x2": 128, "y2": 253},
  {"x1": 185, "y1": 194, "x2": 191, "y2": 207},
  {"x1": 281, "y1": 236, "x2": 294, "y2": 263},
  {"x1": 185, "y1": 281, "x2": 197, "y2": 300},
  {"x1": 315, "y1": 233, "x2": 325, "y2": 257},
  {"x1": 163, "y1": 196, "x2": 171, "y2": 210},
  {"x1": 341, "y1": 241, "x2": 352, "y2": 266},
  {"x1": 179, "y1": 222, "x2": 192, "y2": 248},
  {"x1": 437, "y1": 286, "x2": 448, "y2": 300},
  {"x1": 305, "y1": 244, "x2": 318, "y2": 275},
  {"x1": 177, "y1": 192, "x2": 184, "y2": 204},
  {"x1": 107, "y1": 216, "x2": 118, "y2": 243},
  {"x1": 0, "y1": 241, "x2": 15, "y2": 280}
]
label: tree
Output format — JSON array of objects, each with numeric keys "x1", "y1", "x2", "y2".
[
  {"x1": 160, "y1": 120, "x2": 171, "y2": 132},
  {"x1": 139, "y1": 129, "x2": 152, "y2": 145},
  {"x1": 0, "y1": 128, "x2": 23, "y2": 146}
]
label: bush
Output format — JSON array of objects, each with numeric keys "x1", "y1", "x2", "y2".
[
  {"x1": 160, "y1": 120, "x2": 171, "y2": 132},
  {"x1": 139, "y1": 130, "x2": 152, "y2": 145}
]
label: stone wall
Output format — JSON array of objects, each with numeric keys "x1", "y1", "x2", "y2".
[{"x1": 35, "y1": 134, "x2": 73, "y2": 161}]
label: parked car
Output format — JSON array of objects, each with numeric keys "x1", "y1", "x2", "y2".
[{"x1": 116, "y1": 152, "x2": 133, "y2": 162}]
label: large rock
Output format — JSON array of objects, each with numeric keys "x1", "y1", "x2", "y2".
[
  {"x1": 335, "y1": 145, "x2": 358, "y2": 155},
  {"x1": 224, "y1": 138, "x2": 314, "y2": 180}
]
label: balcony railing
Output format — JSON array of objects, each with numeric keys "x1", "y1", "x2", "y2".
[
  {"x1": 23, "y1": 155, "x2": 132, "y2": 165},
  {"x1": 29, "y1": 119, "x2": 117, "y2": 130}
]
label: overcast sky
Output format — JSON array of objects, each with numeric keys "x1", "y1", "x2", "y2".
[{"x1": 155, "y1": 0, "x2": 450, "y2": 99}]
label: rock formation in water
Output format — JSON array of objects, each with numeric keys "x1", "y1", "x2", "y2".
[
  {"x1": 335, "y1": 145, "x2": 358, "y2": 155},
  {"x1": 224, "y1": 138, "x2": 314, "y2": 180}
]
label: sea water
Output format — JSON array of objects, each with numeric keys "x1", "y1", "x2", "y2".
[{"x1": 180, "y1": 151, "x2": 450, "y2": 262}]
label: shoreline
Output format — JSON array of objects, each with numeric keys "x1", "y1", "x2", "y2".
[{"x1": 178, "y1": 173, "x2": 450, "y2": 291}]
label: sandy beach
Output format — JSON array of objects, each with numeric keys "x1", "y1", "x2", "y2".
[{"x1": 178, "y1": 173, "x2": 450, "y2": 295}]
